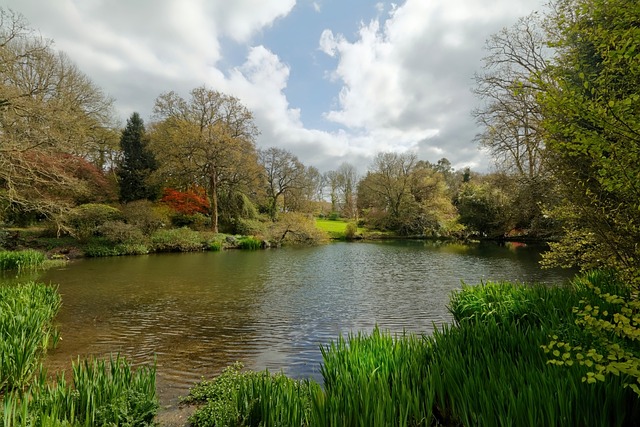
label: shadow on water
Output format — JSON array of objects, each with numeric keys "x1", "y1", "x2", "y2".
[{"x1": 5, "y1": 240, "x2": 575, "y2": 407}]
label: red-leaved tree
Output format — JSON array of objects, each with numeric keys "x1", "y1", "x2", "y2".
[{"x1": 160, "y1": 187, "x2": 209, "y2": 215}]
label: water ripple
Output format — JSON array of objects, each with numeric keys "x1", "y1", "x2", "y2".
[{"x1": 37, "y1": 241, "x2": 574, "y2": 406}]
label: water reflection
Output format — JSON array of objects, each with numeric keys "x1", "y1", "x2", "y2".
[{"x1": 7, "y1": 241, "x2": 574, "y2": 406}]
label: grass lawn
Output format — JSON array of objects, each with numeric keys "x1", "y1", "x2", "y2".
[
  {"x1": 315, "y1": 218, "x2": 387, "y2": 239},
  {"x1": 315, "y1": 218, "x2": 349, "y2": 232},
  {"x1": 315, "y1": 218, "x2": 349, "y2": 239}
]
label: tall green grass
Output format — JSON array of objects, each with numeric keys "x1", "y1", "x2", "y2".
[
  {"x1": 0, "y1": 282, "x2": 158, "y2": 426},
  {"x1": 0, "y1": 250, "x2": 46, "y2": 272},
  {"x1": 235, "y1": 371, "x2": 317, "y2": 427},
  {"x1": 0, "y1": 282, "x2": 61, "y2": 392},
  {"x1": 238, "y1": 237, "x2": 263, "y2": 250},
  {"x1": 3, "y1": 355, "x2": 157, "y2": 426},
  {"x1": 428, "y1": 319, "x2": 637, "y2": 426},
  {"x1": 184, "y1": 362, "x2": 317, "y2": 427},
  {"x1": 448, "y1": 280, "x2": 582, "y2": 327},
  {"x1": 315, "y1": 328, "x2": 434, "y2": 426}
]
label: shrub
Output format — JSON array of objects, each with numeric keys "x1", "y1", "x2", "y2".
[
  {"x1": 151, "y1": 228, "x2": 204, "y2": 252},
  {"x1": 171, "y1": 212, "x2": 210, "y2": 230},
  {"x1": 267, "y1": 213, "x2": 327, "y2": 246},
  {"x1": 66, "y1": 203, "x2": 122, "y2": 241},
  {"x1": 116, "y1": 243, "x2": 150, "y2": 255},
  {"x1": 234, "y1": 218, "x2": 267, "y2": 236},
  {"x1": 344, "y1": 222, "x2": 358, "y2": 240},
  {"x1": 0, "y1": 228, "x2": 8, "y2": 249},
  {"x1": 98, "y1": 220, "x2": 146, "y2": 245},
  {"x1": 83, "y1": 241, "x2": 122, "y2": 257},
  {"x1": 121, "y1": 200, "x2": 167, "y2": 235}
]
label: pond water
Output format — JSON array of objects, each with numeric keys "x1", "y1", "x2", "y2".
[{"x1": 10, "y1": 241, "x2": 575, "y2": 407}]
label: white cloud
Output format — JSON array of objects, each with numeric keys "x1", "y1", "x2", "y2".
[
  {"x1": 5, "y1": 0, "x2": 546, "y2": 173},
  {"x1": 208, "y1": 0, "x2": 296, "y2": 42},
  {"x1": 226, "y1": 46, "x2": 373, "y2": 172},
  {"x1": 317, "y1": 0, "x2": 544, "y2": 170}
]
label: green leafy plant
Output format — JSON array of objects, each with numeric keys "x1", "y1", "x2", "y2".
[
  {"x1": 344, "y1": 222, "x2": 358, "y2": 240},
  {"x1": 543, "y1": 271, "x2": 640, "y2": 395},
  {"x1": 184, "y1": 362, "x2": 317, "y2": 427},
  {"x1": 315, "y1": 328, "x2": 434, "y2": 426}
]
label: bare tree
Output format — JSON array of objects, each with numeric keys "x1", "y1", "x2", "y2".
[
  {"x1": 258, "y1": 147, "x2": 306, "y2": 220},
  {"x1": 0, "y1": 8, "x2": 115, "y2": 225},
  {"x1": 336, "y1": 162, "x2": 358, "y2": 219},
  {"x1": 361, "y1": 152, "x2": 417, "y2": 220},
  {"x1": 473, "y1": 13, "x2": 551, "y2": 179}
]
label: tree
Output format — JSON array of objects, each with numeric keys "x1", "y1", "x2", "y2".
[
  {"x1": 324, "y1": 170, "x2": 340, "y2": 214},
  {"x1": 473, "y1": 12, "x2": 550, "y2": 179},
  {"x1": 160, "y1": 187, "x2": 209, "y2": 215},
  {"x1": 117, "y1": 112, "x2": 158, "y2": 202},
  {"x1": 359, "y1": 152, "x2": 417, "y2": 228},
  {"x1": 455, "y1": 177, "x2": 514, "y2": 239},
  {"x1": 358, "y1": 153, "x2": 458, "y2": 236},
  {"x1": 0, "y1": 8, "x2": 115, "y2": 227},
  {"x1": 149, "y1": 86, "x2": 260, "y2": 233},
  {"x1": 540, "y1": 0, "x2": 640, "y2": 277},
  {"x1": 335, "y1": 162, "x2": 358, "y2": 219},
  {"x1": 265, "y1": 212, "x2": 326, "y2": 246},
  {"x1": 258, "y1": 147, "x2": 306, "y2": 221},
  {"x1": 474, "y1": 12, "x2": 565, "y2": 237},
  {"x1": 537, "y1": 0, "x2": 640, "y2": 396},
  {"x1": 301, "y1": 165, "x2": 326, "y2": 214}
]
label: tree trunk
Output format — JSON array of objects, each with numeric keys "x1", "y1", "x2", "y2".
[{"x1": 210, "y1": 173, "x2": 219, "y2": 233}]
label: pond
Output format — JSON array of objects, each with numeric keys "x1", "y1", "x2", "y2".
[{"x1": 10, "y1": 240, "x2": 575, "y2": 407}]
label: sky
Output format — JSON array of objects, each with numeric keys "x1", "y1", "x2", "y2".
[{"x1": 4, "y1": 0, "x2": 546, "y2": 174}]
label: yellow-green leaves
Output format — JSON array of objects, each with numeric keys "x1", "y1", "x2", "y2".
[{"x1": 543, "y1": 271, "x2": 640, "y2": 396}]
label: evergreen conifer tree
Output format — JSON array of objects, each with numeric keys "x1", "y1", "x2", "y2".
[{"x1": 117, "y1": 112, "x2": 158, "y2": 202}]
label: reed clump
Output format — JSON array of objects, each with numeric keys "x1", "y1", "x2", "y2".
[
  {"x1": 0, "y1": 282, "x2": 158, "y2": 426},
  {"x1": 3, "y1": 355, "x2": 157, "y2": 426},
  {"x1": 184, "y1": 362, "x2": 317, "y2": 427},
  {"x1": 0, "y1": 282, "x2": 61, "y2": 392},
  {"x1": 0, "y1": 250, "x2": 47, "y2": 273},
  {"x1": 238, "y1": 237, "x2": 263, "y2": 250},
  {"x1": 315, "y1": 328, "x2": 434, "y2": 426}
]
